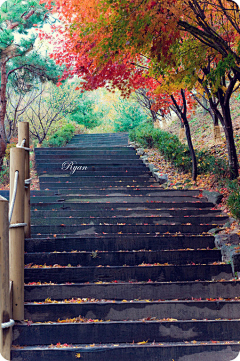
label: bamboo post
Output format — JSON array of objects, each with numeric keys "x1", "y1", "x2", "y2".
[
  {"x1": 0, "y1": 196, "x2": 11, "y2": 360},
  {"x1": 18, "y1": 122, "x2": 31, "y2": 238},
  {"x1": 9, "y1": 147, "x2": 25, "y2": 321}
]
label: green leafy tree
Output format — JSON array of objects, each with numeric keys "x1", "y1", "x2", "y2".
[
  {"x1": 113, "y1": 97, "x2": 147, "y2": 132},
  {"x1": 68, "y1": 93, "x2": 103, "y2": 129},
  {"x1": 0, "y1": 0, "x2": 60, "y2": 168}
]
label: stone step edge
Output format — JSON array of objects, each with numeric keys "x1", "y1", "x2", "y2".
[
  {"x1": 24, "y1": 299, "x2": 240, "y2": 306},
  {"x1": 11, "y1": 340, "x2": 240, "y2": 349},
  {"x1": 25, "y1": 234, "x2": 214, "y2": 240}
]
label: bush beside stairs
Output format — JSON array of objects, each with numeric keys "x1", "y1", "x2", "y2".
[{"x1": 9, "y1": 133, "x2": 240, "y2": 360}]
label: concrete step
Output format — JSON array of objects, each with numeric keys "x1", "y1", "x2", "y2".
[
  {"x1": 38, "y1": 175, "x2": 156, "y2": 181},
  {"x1": 12, "y1": 319, "x2": 240, "y2": 345},
  {"x1": 25, "y1": 234, "x2": 216, "y2": 252},
  {"x1": 11, "y1": 342, "x2": 240, "y2": 361},
  {"x1": 24, "y1": 264, "x2": 233, "y2": 283},
  {"x1": 37, "y1": 170, "x2": 151, "y2": 176},
  {"x1": 30, "y1": 209, "x2": 221, "y2": 218},
  {"x1": 31, "y1": 189, "x2": 201, "y2": 196},
  {"x1": 35, "y1": 148, "x2": 136, "y2": 154},
  {"x1": 25, "y1": 249, "x2": 222, "y2": 267},
  {"x1": 30, "y1": 201, "x2": 216, "y2": 211},
  {"x1": 24, "y1": 280, "x2": 240, "y2": 302},
  {"x1": 30, "y1": 223, "x2": 219, "y2": 236},
  {"x1": 29, "y1": 195, "x2": 205, "y2": 203},
  {"x1": 30, "y1": 215, "x2": 227, "y2": 226},
  {"x1": 24, "y1": 299, "x2": 240, "y2": 322},
  {"x1": 38, "y1": 181, "x2": 160, "y2": 189},
  {"x1": 36, "y1": 163, "x2": 148, "y2": 170},
  {"x1": 35, "y1": 156, "x2": 143, "y2": 163}
]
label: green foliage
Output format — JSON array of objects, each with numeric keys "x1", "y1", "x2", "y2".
[
  {"x1": 0, "y1": 0, "x2": 47, "y2": 31},
  {"x1": 42, "y1": 123, "x2": 75, "y2": 147},
  {"x1": 0, "y1": 0, "x2": 63, "y2": 90},
  {"x1": 69, "y1": 94, "x2": 102, "y2": 129},
  {"x1": 130, "y1": 122, "x2": 156, "y2": 148},
  {"x1": 227, "y1": 180, "x2": 240, "y2": 220},
  {"x1": 204, "y1": 54, "x2": 235, "y2": 91},
  {"x1": 113, "y1": 98, "x2": 147, "y2": 132},
  {"x1": 197, "y1": 150, "x2": 229, "y2": 178},
  {"x1": 130, "y1": 124, "x2": 229, "y2": 176},
  {"x1": 130, "y1": 123, "x2": 192, "y2": 172},
  {"x1": 0, "y1": 28, "x2": 14, "y2": 50},
  {"x1": 0, "y1": 163, "x2": 9, "y2": 185}
]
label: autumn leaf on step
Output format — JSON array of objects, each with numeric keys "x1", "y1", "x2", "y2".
[
  {"x1": 137, "y1": 340, "x2": 148, "y2": 344},
  {"x1": 75, "y1": 353, "x2": 81, "y2": 358}
]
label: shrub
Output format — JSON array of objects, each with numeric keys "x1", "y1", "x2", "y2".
[
  {"x1": 42, "y1": 123, "x2": 75, "y2": 147},
  {"x1": 0, "y1": 163, "x2": 9, "y2": 186},
  {"x1": 227, "y1": 180, "x2": 240, "y2": 220},
  {"x1": 197, "y1": 150, "x2": 229, "y2": 178},
  {"x1": 130, "y1": 123, "x2": 192, "y2": 172},
  {"x1": 130, "y1": 123, "x2": 229, "y2": 177}
]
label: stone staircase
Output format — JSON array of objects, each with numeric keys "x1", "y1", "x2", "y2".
[{"x1": 10, "y1": 133, "x2": 240, "y2": 360}]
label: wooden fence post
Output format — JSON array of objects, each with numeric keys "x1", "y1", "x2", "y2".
[
  {"x1": 18, "y1": 122, "x2": 31, "y2": 238},
  {"x1": 9, "y1": 147, "x2": 25, "y2": 321},
  {"x1": 0, "y1": 196, "x2": 11, "y2": 360}
]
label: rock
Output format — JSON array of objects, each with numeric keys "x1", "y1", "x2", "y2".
[
  {"x1": 148, "y1": 164, "x2": 155, "y2": 171},
  {"x1": 214, "y1": 234, "x2": 229, "y2": 249},
  {"x1": 128, "y1": 142, "x2": 139, "y2": 149},
  {"x1": 232, "y1": 250, "x2": 240, "y2": 272},
  {"x1": 140, "y1": 156, "x2": 149, "y2": 165},
  {"x1": 137, "y1": 148, "x2": 145, "y2": 156},
  {"x1": 215, "y1": 233, "x2": 240, "y2": 248},
  {"x1": 202, "y1": 190, "x2": 223, "y2": 204},
  {"x1": 221, "y1": 244, "x2": 232, "y2": 262},
  {"x1": 153, "y1": 172, "x2": 168, "y2": 184},
  {"x1": 229, "y1": 233, "x2": 240, "y2": 244},
  {"x1": 214, "y1": 232, "x2": 240, "y2": 273},
  {"x1": 208, "y1": 227, "x2": 224, "y2": 235}
]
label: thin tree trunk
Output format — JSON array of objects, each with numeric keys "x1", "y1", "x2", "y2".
[
  {"x1": 221, "y1": 101, "x2": 239, "y2": 179},
  {"x1": 171, "y1": 90, "x2": 198, "y2": 181},
  {"x1": 184, "y1": 119, "x2": 197, "y2": 180},
  {"x1": 202, "y1": 93, "x2": 208, "y2": 116},
  {"x1": 203, "y1": 71, "x2": 239, "y2": 179}
]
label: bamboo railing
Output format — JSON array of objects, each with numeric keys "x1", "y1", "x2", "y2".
[{"x1": 0, "y1": 122, "x2": 31, "y2": 360}]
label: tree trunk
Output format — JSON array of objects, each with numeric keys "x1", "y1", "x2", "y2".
[
  {"x1": 0, "y1": 60, "x2": 8, "y2": 170},
  {"x1": 213, "y1": 112, "x2": 218, "y2": 126},
  {"x1": 171, "y1": 90, "x2": 198, "y2": 181},
  {"x1": 221, "y1": 101, "x2": 239, "y2": 179},
  {"x1": 202, "y1": 93, "x2": 208, "y2": 116},
  {"x1": 183, "y1": 117, "x2": 197, "y2": 181}
]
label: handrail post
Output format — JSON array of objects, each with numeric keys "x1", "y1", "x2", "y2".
[
  {"x1": 9, "y1": 147, "x2": 25, "y2": 321},
  {"x1": 18, "y1": 122, "x2": 31, "y2": 238},
  {"x1": 0, "y1": 196, "x2": 11, "y2": 360}
]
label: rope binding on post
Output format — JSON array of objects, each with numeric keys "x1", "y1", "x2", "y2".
[
  {"x1": 1, "y1": 319, "x2": 15, "y2": 329},
  {"x1": 16, "y1": 138, "x2": 31, "y2": 152}
]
